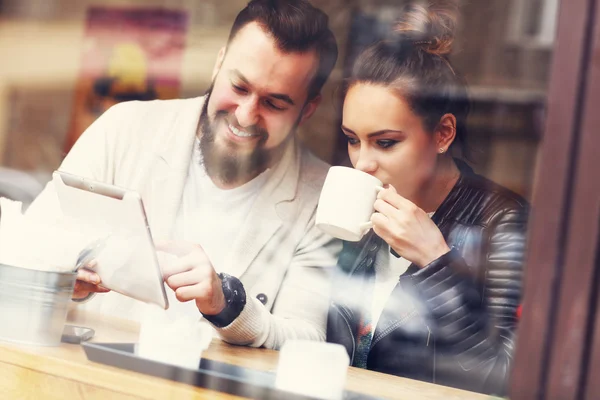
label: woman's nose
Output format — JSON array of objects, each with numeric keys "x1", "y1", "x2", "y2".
[{"x1": 354, "y1": 151, "x2": 378, "y2": 175}]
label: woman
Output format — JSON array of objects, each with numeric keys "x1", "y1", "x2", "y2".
[{"x1": 326, "y1": 2, "x2": 527, "y2": 396}]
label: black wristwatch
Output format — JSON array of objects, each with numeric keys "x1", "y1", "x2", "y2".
[{"x1": 202, "y1": 273, "x2": 246, "y2": 328}]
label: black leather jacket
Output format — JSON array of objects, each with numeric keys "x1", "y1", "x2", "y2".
[{"x1": 326, "y1": 160, "x2": 528, "y2": 396}]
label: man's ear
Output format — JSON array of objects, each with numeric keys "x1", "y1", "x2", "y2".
[
  {"x1": 212, "y1": 47, "x2": 226, "y2": 81},
  {"x1": 435, "y1": 113, "x2": 457, "y2": 151},
  {"x1": 298, "y1": 95, "x2": 322, "y2": 126}
]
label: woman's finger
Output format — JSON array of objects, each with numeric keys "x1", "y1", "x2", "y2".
[
  {"x1": 373, "y1": 198, "x2": 399, "y2": 218},
  {"x1": 371, "y1": 212, "x2": 409, "y2": 249},
  {"x1": 371, "y1": 212, "x2": 392, "y2": 233},
  {"x1": 377, "y1": 186, "x2": 416, "y2": 210}
]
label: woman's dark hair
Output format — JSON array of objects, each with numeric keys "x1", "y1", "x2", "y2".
[
  {"x1": 227, "y1": 0, "x2": 338, "y2": 101},
  {"x1": 348, "y1": 1, "x2": 471, "y2": 159}
]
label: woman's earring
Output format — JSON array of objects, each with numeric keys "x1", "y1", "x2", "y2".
[{"x1": 439, "y1": 148, "x2": 445, "y2": 154}]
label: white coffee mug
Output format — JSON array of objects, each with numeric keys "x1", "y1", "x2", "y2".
[{"x1": 316, "y1": 166, "x2": 383, "y2": 242}]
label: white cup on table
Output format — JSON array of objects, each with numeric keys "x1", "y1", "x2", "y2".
[
  {"x1": 275, "y1": 340, "x2": 350, "y2": 400},
  {"x1": 316, "y1": 166, "x2": 383, "y2": 242}
]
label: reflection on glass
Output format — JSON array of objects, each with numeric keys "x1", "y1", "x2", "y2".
[{"x1": 0, "y1": 0, "x2": 558, "y2": 398}]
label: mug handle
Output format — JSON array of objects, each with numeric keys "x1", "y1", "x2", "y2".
[
  {"x1": 357, "y1": 186, "x2": 385, "y2": 233},
  {"x1": 359, "y1": 221, "x2": 373, "y2": 231}
]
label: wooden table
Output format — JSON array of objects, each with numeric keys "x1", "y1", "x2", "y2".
[{"x1": 0, "y1": 310, "x2": 491, "y2": 400}]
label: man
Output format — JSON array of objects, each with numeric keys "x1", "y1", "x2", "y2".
[{"x1": 26, "y1": 0, "x2": 341, "y2": 349}]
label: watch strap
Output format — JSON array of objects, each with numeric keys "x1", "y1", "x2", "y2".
[{"x1": 202, "y1": 273, "x2": 246, "y2": 328}]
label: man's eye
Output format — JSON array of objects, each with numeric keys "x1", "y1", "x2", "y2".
[
  {"x1": 376, "y1": 140, "x2": 398, "y2": 149},
  {"x1": 265, "y1": 100, "x2": 285, "y2": 111},
  {"x1": 345, "y1": 136, "x2": 359, "y2": 145},
  {"x1": 232, "y1": 84, "x2": 248, "y2": 94}
]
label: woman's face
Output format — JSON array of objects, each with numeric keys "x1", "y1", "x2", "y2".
[{"x1": 342, "y1": 83, "x2": 441, "y2": 204}]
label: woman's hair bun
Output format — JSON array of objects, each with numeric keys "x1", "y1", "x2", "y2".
[{"x1": 393, "y1": 1, "x2": 459, "y2": 56}]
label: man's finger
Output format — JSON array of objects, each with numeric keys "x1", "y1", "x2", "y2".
[
  {"x1": 154, "y1": 240, "x2": 203, "y2": 257},
  {"x1": 160, "y1": 253, "x2": 200, "y2": 280},
  {"x1": 82, "y1": 259, "x2": 98, "y2": 270},
  {"x1": 73, "y1": 281, "x2": 110, "y2": 297},
  {"x1": 77, "y1": 268, "x2": 101, "y2": 285},
  {"x1": 165, "y1": 269, "x2": 205, "y2": 290},
  {"x1": 174, "y1": 284, "x2": 204, "y2": 302}
]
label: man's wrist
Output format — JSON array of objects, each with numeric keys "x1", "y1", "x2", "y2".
[{"x1": 202, "y1": 273, "x2": 246, "y2": 328}]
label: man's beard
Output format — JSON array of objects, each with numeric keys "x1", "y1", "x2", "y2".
[{"x1": 198, "y1": 87, "x2": 298, "y2": 186}]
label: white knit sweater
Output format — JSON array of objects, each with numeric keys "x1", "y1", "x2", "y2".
[{"x1": 26, "y1": 96, "x2": 342, "y2": 349}]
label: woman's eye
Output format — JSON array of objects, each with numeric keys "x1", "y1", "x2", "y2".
[
  {"x1": 345, "y1": 136, "x2": 359, "y2": 145},
  {"x1": 376, "y1": 139, "x2": 398, "y2": 149}
]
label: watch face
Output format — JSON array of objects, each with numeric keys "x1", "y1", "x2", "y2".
[
  {"x1": 202, "y1": 274, "x2": 246, "y2": 328},
  {"x1": 220, "y1": 274, "x2": 246, "y2": 305},
  {"x1": 222, "y1": 285, "x2": 234, "y2": 304}
]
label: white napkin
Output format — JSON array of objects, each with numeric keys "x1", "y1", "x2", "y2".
[
  {"x1": 134, "y1": 251, "x2": 213, "y2": 368},
  {"x1": 276, "y1": 340, "x2": 350, "y2": 400},
  {"x1": 0, "y1": 197, "x2": 88, "y2": 272},
  {"x1": 136, "y1": 303, "x2": 213, "y2": 369}
]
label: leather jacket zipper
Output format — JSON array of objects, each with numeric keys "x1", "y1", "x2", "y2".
[
  {"x1": 333, "y1": 303, "x2": 356, "y2": 363},
  {"x1": 426, "y1": 325, "x2": 431, "y2": 347}
]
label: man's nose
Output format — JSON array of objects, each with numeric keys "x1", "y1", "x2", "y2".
[{"x1": 235, "y1": 97, "x2": 260, "y2": 128}]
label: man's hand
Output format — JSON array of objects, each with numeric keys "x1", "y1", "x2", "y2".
[
  {"x1": 72, "y1": 261, "x2": 111, "y2": 300},
  {"x1": 156, "y1": 240, "x2": 226, "y2": 316}
]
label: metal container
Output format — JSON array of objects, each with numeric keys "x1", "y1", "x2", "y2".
[{"x1": 0, "y1": 263, "x2": 76, "y2": 346}]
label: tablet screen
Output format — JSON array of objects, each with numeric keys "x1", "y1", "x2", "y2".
[{"x1": 53, "y1": 171, "x2": 168, "y2": 309}]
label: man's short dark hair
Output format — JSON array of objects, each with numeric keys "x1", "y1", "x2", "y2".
[{"x1": 227, "y1": 0, "x2": 338, "y2": 100}]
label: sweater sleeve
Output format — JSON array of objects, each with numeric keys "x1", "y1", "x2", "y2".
[
  {"x1": 212, "y1": 221, "x2": 342, "y2": 349},
  {"x1": 410, "y1": 206, "x2": 527, "y2": 396}
]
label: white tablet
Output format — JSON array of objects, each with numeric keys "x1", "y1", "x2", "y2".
[{"x1": 52, "y1": 171, "x2": 168, "y2": 309}]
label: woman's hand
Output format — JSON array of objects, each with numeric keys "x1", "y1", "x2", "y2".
[{"x1": 371, "y1": 185, "x2": 451, "y2": 267}]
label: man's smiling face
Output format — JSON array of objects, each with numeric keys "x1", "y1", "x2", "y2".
[{"x1": 200, "y1": 22, "x2": 320, "y2": 187}]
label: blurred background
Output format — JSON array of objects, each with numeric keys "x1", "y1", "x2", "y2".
[{"x1": 0, "y1": 0, "x2": 557, "y2": 205}]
